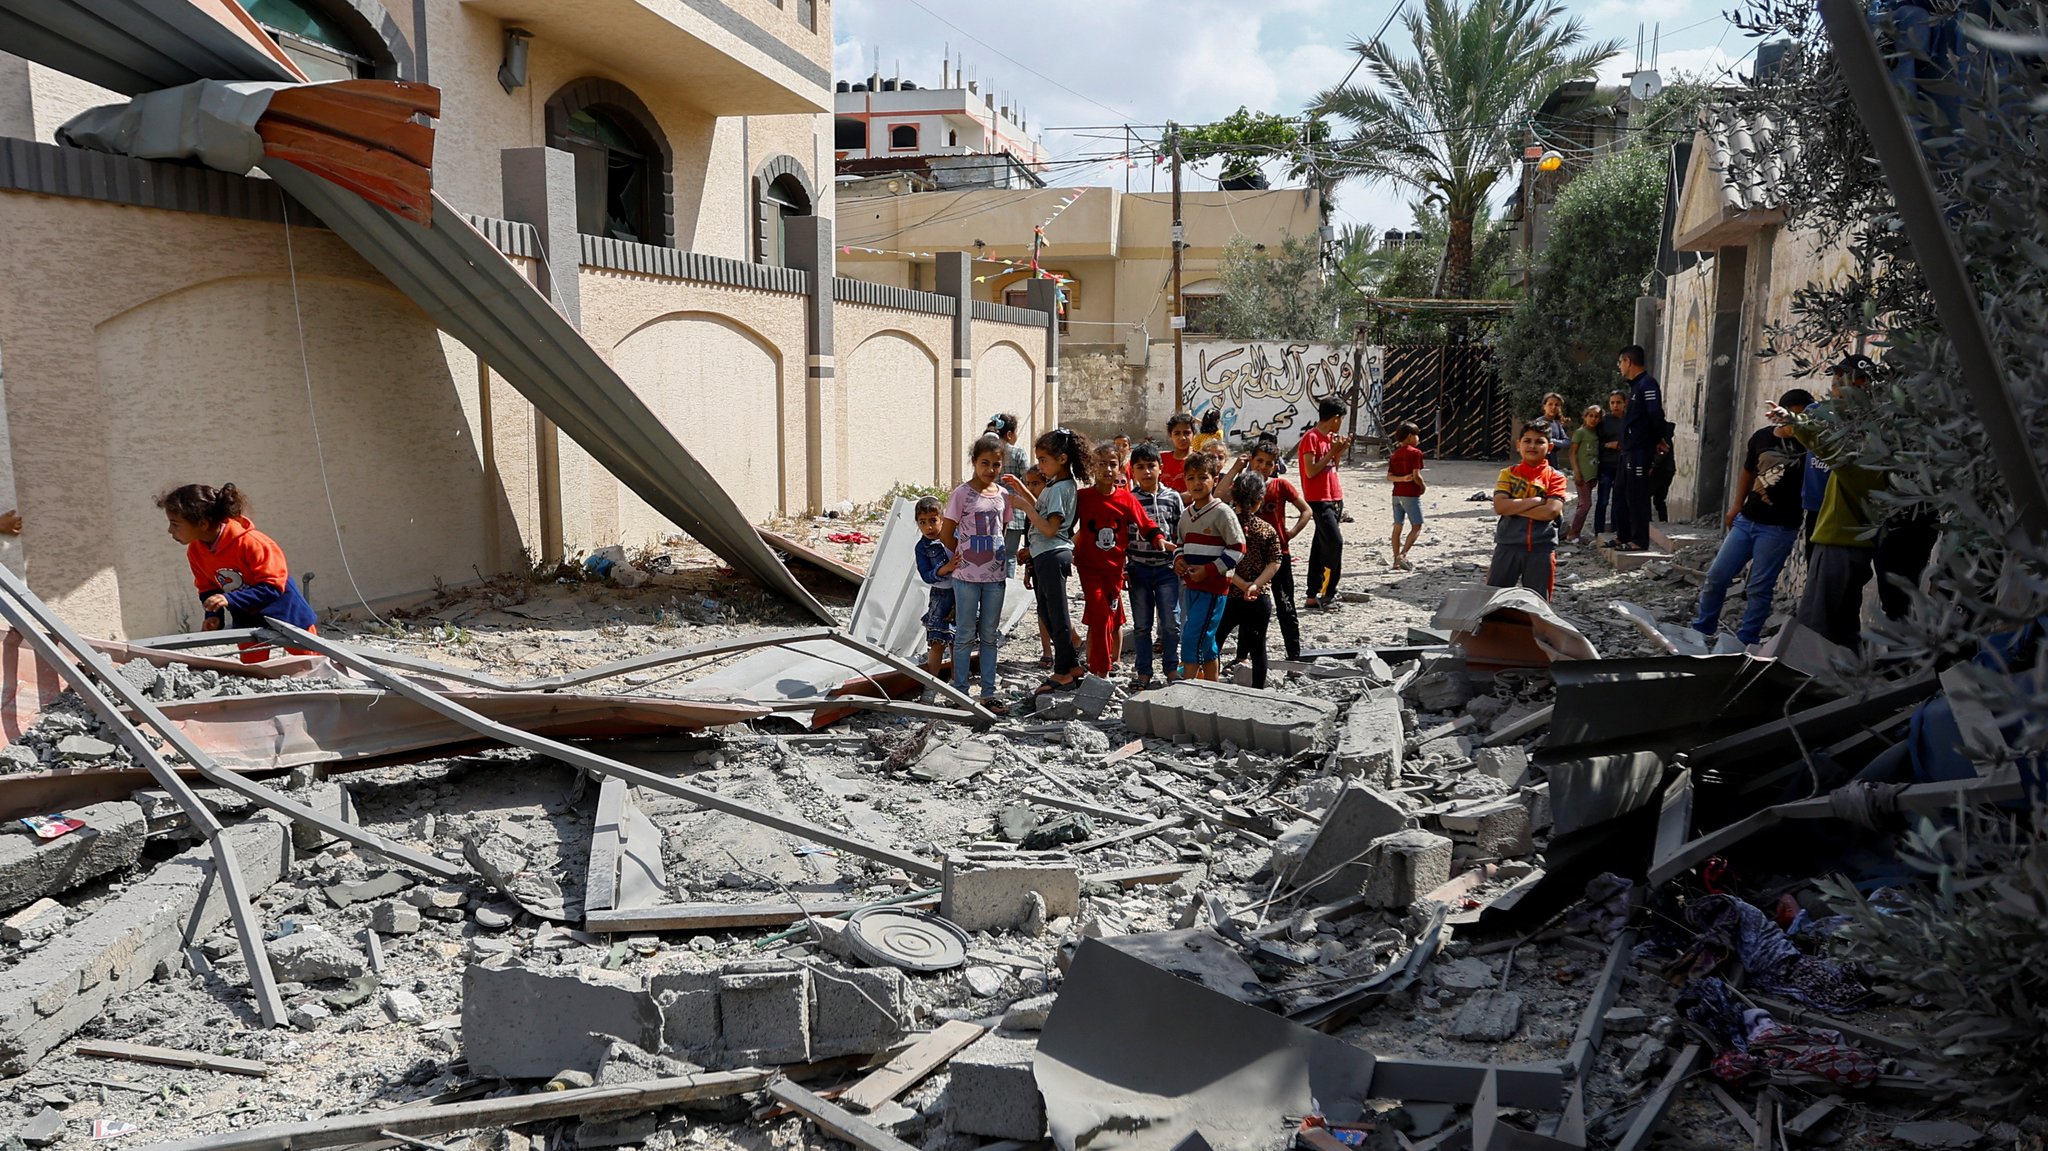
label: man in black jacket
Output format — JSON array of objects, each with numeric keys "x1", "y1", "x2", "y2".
[{"x1": 1613, "y1": 345, "x2": 1665, "y2": 551}]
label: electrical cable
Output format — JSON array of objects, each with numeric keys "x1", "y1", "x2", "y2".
[
  {"x1": 278, "y1": 188, "x2": 387, "y2": 626},
  {"x1": 896, "y1": 0, "x2": 1135, "y2": 123}
]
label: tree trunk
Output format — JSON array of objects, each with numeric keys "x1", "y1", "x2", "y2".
[{"x1": 1444, "y1": 210, "x2": 1475, "y2": 300}]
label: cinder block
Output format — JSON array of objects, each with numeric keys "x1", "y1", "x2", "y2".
[
  {"x1": 948, "y1": 1033, "x2": 1046, "y2": 1139},
  {"x1": 288, "y1": 782, "x2": 356, "y2": 853},
  {"x1": 718, "y1": 961, "x2": 810, "y2": 1065},
  {"x1": 1471, "y1": 746, "x2": 1530, "y2": 788},
  {"x1": 942, "y1": 856, "x2": 1082, "y2": 934},
  {"x1": 1521, "y1": 782, "x2": 1552, "y2": 832},
  {"x1": 1333, "y1": 689, "x2": 1404, "y2": 785},
  {"x1": 1437, "y1": 798, "x2": 1532, "y2": 859},
  {"x1": 0, "y1": 813, "x2": 293, "y2": 1075},
  {"x1": 1121, "y1": 680, "x2": 1336, "y2": 756},
  {"x1": 1293, "y1": 783, "x2": 1411, "y2": 903},
  {"x1": 1361, "y1": 829, "x2": 1453, "y2": 909},
  {"x1": 649, "y1": 965, "x2": 721, "y2": 1058},
  {"x1": 0, "y1": 800, "x2": 145, "y2": 913},
  {"x1": 808, "y1": 962, "x2": 908, "y2": 1058},
  {"x1": 461, "y1": 960, "x2": 660, "y2": 1079}
]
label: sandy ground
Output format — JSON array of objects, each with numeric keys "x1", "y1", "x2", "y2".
[{"x1": 0, "y1": 456, "x2": 1856, "y2": 1151}]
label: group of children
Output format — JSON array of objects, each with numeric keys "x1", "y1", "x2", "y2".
[{"x1": 915, "y1": 399, "x2": 1399, "y2": 706}]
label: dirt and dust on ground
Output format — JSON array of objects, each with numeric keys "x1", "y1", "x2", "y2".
[{"x1": 0, "y1": 457, "x2": 2014, "y2": 1151}]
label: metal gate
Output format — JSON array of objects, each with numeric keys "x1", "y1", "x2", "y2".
[{"x1": 1374, "y1": 345, "x2": 1509, "y2": 460}]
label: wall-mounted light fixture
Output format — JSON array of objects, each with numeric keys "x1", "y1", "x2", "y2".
[{"x1": 498, "y1": 28, "x2": 532, "y2": 94}]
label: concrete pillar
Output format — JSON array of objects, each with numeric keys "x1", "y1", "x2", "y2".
[
  {"x1": 786, "y1": 215, "x2": 835, "y2": 514},
  {"x1": 1633, "y1": 296, "x2": 1659, "y2": 366},
  {"x1": 936, "y1": 251, "x2": 975, "y2": 486},
  {"x1": 1697, "y1": 246, "x2": 1750, "y2": 524},
  {"x1": 500, "y1": 146, "x2": 579, "y2": 563},
  {"x1": 1023, "y1": 278, "x2": 1061, "y2": 431}
]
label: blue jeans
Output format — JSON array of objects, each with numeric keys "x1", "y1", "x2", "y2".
[
  {"x1": 1690, "y1": 515, "x2": 1798, "y2": 646},
  {"x1": 1127, "y1": 562, "x2": 1180, "y2": 679},
  {"x1": 950, "y1": 577, "x2": 1006, "y2": 698},
  {"x1": 1180, "y1": 587, "x2": 1229, "y2": 665}
]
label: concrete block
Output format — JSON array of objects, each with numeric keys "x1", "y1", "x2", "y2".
[
  {"x1": 1521, "y1": 782, "x2": 1553, "y2": 833},
  {"x1": 649, "y1": 966, "x2": 721, "y2": 1057},
  {"x1": 1405, "y1": 655, "x2": 1473, "y2": 712},
  {"x1": 1436, "y1": 798, "x2": 1533, "y2": 859},
  {"x1": 1, "y1": 897, "x2": 63, "y2": 942},
  {"x1": 1293, "y1": 783, "x2": 1411, "y2": 903},
  {"x1": 0, "y1": 800, "x2": 145, "y2": 913},
  {"x1": 266, "y1": 930, "x2": 366, "y2": 982},
  {"x1": 1448, "y1": 989, "x2": 1523, "y2": 1041},
  {"x1": 1361, "y1": 829, "x2": 1453, "y2": 909},
  {"x1": 288, "y1": 782, "x2": 356, "y2": 852},
  {"x1": 1417, "y1": 734, "x2": 1475, "y2": 763},
  {"x1": 0, "y1": 812, "x2": 293, "y2": 1075},
  {"x1": 1471, "y1": 746, "x2": 1530, "y2": 788},
  {"x1": 718, "y1": 961, "x2": 810, "y2": 1065},
  {"x1": 948, "y1": 1033, "x2": 1046, "y2": 1139},
  {"x1": 808, "y1": 962, "x2": 909, "y2": 1058},
  {"x1": 1121, "y1": 680, "x2": 1337, "y2": 756},
  {"x1": 942, "y1": 856, "x2": 1082, "y2": 934},
  {"x1": 370, "y1": 901, "x2": 421, "y2": 935},
  {"x1": 1333, "y1": 689, "x2": 1404, "y2": 785},
  {"x1": 461, "y1": 960, "x2": 660, "y2": 1079}
]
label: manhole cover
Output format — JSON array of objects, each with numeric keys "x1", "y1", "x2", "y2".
[{"x1": 844, "y1": 907, "x2": 969, "y2": 972}]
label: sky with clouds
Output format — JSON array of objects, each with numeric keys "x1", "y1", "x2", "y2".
[{"x1": 831, "y1": 0, "x2": 1755, "y2": 232}]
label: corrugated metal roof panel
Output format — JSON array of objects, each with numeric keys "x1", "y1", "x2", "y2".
[{"x1": 0, "y1": 0, "x2": 301, "y2": 95}]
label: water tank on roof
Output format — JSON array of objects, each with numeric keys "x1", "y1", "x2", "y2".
[
  {"x1": 851, "y1": 83, "x2": 867, "y2": 92},
  {"x1": 881, "y1": 79, "x2": 898, "y2": 91},
  {"x1": 836, "y1": 81, "x2": 851, "y2": 92},
  {"x1": 901, "y1": 81, "x2": 917, "y2": 90}
]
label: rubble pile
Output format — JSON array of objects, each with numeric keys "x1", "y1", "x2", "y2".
[{"x1": 0, "y1": 509, "x2": 2035, "y2": 1151}]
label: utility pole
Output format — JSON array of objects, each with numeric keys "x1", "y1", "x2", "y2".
[{"x1": 1170, "y1": 124, "x2": 1185, "y2": 414}]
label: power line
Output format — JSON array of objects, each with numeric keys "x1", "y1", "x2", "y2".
[{"x1": 894, "y1": 0, "x2": 1134, "y2": 124}]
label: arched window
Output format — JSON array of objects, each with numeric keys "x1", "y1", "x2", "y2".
[
  {"x1": 754, "y1": 156, "x2": 816, "y2": 266},
  {"x1": 834, "y1": 117, "x2": 867, "y2": 152},
  {"x1": 546, "y1": 79, "x2": 674, "y2": 248},
  {"x1": 244, "y1": 0, "x2": 398, "y2": 80},
  {"x1": 947, "y1": 129, "x2": 959, "y2": 148},
  {"x1": 889, "y1": 124, "x2": 919, "y2": 150}
]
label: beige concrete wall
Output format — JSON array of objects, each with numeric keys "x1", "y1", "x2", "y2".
[
  {"x1": 0, "y1": 192, "x2": 526, "y2": 637},
  {"x1": 576, "y1": 268, "x2": 808, "y2": 532},
  {"x1": 1660, "y1": 258, "x2": 1716, "y2": 522},
  {"x1": 972, "y1": 325, "x2": 1046, "y2": 456},
  {"x1": 1057, "y1": 343, "x2": 1144, "y2": 443},
  {"x1": 834, "y1": 305, "x2": 950, "y2": 502}
]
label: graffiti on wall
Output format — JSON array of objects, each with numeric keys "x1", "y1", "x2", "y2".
[{"x1": 1181, "y1": 341, "x2": 1360, "y2": 448}]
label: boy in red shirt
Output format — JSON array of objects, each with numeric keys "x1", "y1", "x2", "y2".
[
  {"x1": 1488, "y1": 422, "x2": 1570, "y2": 598},
  {"x1": 1298, "y1": 399, "x2": 1352, "y2": 608},
  {"x1": 1387, "y1": 421, "x2": 1427, "y2": 570},
  {"x1": 1159, "y1": 412, "x2": 1196, "y2": 493},
  {"x1": 1075, "y1": 444, "x2": 1168, "y2": 677}
]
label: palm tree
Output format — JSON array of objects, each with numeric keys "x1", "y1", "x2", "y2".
[{"x1": 1315, "y1": 0, "x2": 1619, "y2": 299}]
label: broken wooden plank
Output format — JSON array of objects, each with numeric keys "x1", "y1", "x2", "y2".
[
  {"x1": 615, "y1": 787, "x2": 666, "y2": 911},
  {"x1": 1706, "y1": 1083, "x2": 1759, "y2": 1142},
  {"x1": 144, "y1": 1070, "x2": 771, "y2": 1151},
  {"x1": 1071, "y1": 815, "x2": 1187, "y2": 853},
  {"x1": 839, "y1": 1020, "x2": 987, "y2": 1114},
  {"x1": 768, "y1": 1078, "x2": 920, "y2": 1151},
  {"x1": 1020, "y1": 790, "x2": 1155, "y2": 826},
  {"x1": 759, "y1": 528, "x2": 867, "y2": 586},
  {"x1": 1103, "y1": 738, "x2": 1147, "y2": 766},
  {"x1": 1614, "y1": 1044, "x2": 1701, "y2": 1151},
  {"x1": 1784, "y1": 1096, "x2": 1841, "y2": 1138},
  {"x1": 586, "y1": 896, "x2": 938, "y2": 933},
  {"x1": 75, "y1": 1040, "x2": 270, "y2": 1078},
  {"x1": 1081, "y1": 864, "x2": 1198, "y2": 889}
]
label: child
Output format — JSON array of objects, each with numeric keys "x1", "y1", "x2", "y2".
[
  {"x1": 988, "y1": 414, "x2": 1029, "y2": 578},
  {"x1": 1160, "y1": 412, "x2": 1196, "y2": 492},
  {"x1": 1539, "y1": 392, "x2": 1572, "y2": 471},
  {"x1": 1298, "y1": 399, "x2": 1351, "y2": 609},
  {"x1": 1564, "y1": 406, "x2": 1603, "y2": 545},
  {"x1": 157, "y1": 483, "x2": 317, "y2": 663},
  {"x1": 1172, "y1": 452, "x2": 1244, "y2": 682},
  {"x1": 1214, "y1": 472, "x2": 1282, "y2": 688},
  {"x1": 913, "y1": 496, "x2": 957, "y2": 678},
  {"x1": 1245, "y1": 437, "x2": 1307, "y2": 661},
  {"x1": 1075, "y1": 443, "x2": 1168, "y2": 678},
  {"x1": 1387, "y1": 421, "x2": 1426, "y2": 570},
  {"x1": 1002, "y1": 427, "x2": 1091, "y2": 693},
  {"x1": 1112, "y1": 433, "x2": 1134, "y2": 488},
  {"x1": 1124, "y1": 442, "x2": 1184, "y2": 690},
  {"x1": 941, "y1": 436, "x2": 1011, "y2": 712},
  {"x1": 1191, "y1": 409, "x2": 1225, "y2": 455},
  {"x1": 1488, "y1": 422, "x2": 1569, "y2": 598}
]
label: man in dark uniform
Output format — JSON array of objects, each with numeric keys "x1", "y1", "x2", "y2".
[{"x1": 1612, "y1": 345, "x2": 1665, "y2": 552}]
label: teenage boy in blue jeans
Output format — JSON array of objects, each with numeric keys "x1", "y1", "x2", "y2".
[
  {"x1": 1690, "y1": 389, "x2": 1813, "y2": 648},
  {"x1": 1124, "y1": 442, "x2": 1184, "y2": 691}
]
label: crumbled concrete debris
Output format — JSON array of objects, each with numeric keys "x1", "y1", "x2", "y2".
[
  {"x1": 1447, "y1": 988, "x2": 1523, "y2": 1041},
  {"x1": 0, "y1": 800, "x2": 145, "y2": 913},
  {"x1": 948, "y1": 1033, "x2": 1046, "y2": 1139},
  {"x1": 1123, "y1": 680, "x2": 1337, "y2": 755},
  {"x1": 266, "y1": 928, "x2": 367, "y2": 982},
  {"x1": 942, "y1": 857, "x2": 1082, "y2": 934},
  {"x1": 1061, "y1": 721, "x2": 1109, "y2": 754}
]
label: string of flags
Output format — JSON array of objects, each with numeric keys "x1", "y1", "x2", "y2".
[{"x1": 837, "y1": 190, "x2": 1090, "y2": 309}]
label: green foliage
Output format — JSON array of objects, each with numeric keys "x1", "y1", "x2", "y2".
[
  {"x1": 1816, "y1": 808, "x2": 2048, "y2": 1111},
  {"x1": 1315, "y1": 0, "x2": 1619, "y2": 298},
  {"x1": 1173, "y1": 108, "x2": 1331, "y2": 188},
  {"x1": 1495, "y1": 146, "x2": 1667, "y2": 419},
  {"x1": 1210, "y1": 233, "x2": 1348, "y2": 341},
  {"x1": 1367, "y1": 204, "x2": 1517, "y2": 342}
]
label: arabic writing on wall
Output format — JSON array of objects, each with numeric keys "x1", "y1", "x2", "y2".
[{"x1": 1182, "y1": 342, "x2": 1358, "y2": 448}]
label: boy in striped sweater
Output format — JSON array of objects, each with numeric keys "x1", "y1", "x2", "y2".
[{"x1": 1172, "y1": 451, "x2": 1244, "y2": 682}]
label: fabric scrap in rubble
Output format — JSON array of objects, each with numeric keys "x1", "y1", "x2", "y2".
[
  {"x1": 1679, "y1": 894, "x2": 1871, "y2": 1014},
  {"x1": 1563, "y1": 872, "x2": 1632, "y2": 942},
  {"x1": 1677, "y1": 977, "x2": 1880, "y2": 1087}
]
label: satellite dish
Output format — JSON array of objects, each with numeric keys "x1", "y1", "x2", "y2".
[{"x1": 1629, "y1": 70, "x2": 1664, "y2": 101}]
